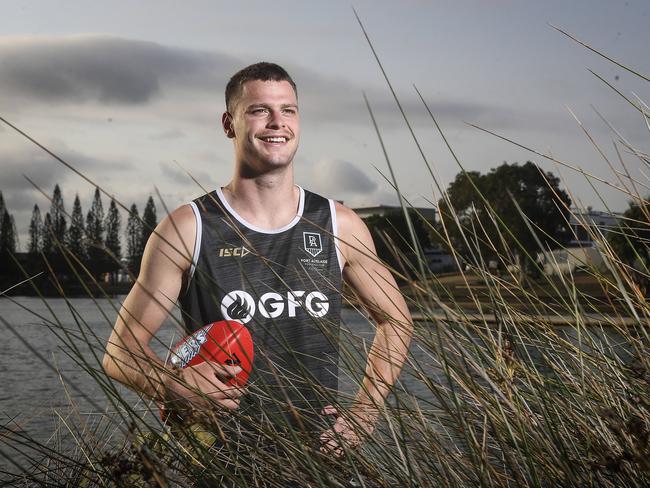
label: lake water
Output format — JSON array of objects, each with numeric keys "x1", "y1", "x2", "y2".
[
  {"x1": 0, "y1": 296, "x2": 638, "y2": 481},
  {"x1": 0, "y1": 296, "x2": 392, "y2": 474}
]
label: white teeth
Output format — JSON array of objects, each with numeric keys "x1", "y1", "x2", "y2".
[{"x1": 262, "y1": 137, "x2": 287, "y2": 143}]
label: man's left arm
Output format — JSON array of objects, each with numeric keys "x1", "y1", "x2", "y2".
[{"x1": 321, "y1": 204, "x2": 414, "y2": 454}]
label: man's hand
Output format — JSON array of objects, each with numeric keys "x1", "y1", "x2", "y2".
[
  {"x1": 319, "y1": 405, "x2": 376, "y2": 457},
  {"x1": 162, "y1": 361, "x2": 245, "y2": 414}
]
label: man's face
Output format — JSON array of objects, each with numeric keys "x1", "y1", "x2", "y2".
[{"x1": 224, "y1": 79, "x2": 300, "y2": 171}]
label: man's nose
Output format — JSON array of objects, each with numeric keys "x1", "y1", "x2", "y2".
[{"x1": 266, "y1": 110, "x2": 285, "y2": 129}]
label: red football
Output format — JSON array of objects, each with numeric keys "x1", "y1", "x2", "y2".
[
  {"x1": 160, "y1": 321, "x2": 254, "y2": 422},
  {"x1": 169, "y1": 320, "x2": 254, "y2": 386}
]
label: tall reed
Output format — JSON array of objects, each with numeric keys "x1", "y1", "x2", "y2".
[{"x1": 1, "y1": 20, "x2": 648, "y2": 488}]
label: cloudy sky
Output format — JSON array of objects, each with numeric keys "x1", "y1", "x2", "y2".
[{"x1": 1, "y1": 0, "x2": 649, "y2": 248}]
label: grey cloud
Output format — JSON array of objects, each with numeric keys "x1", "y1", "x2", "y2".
[
  {"x1": 2, "y1": 142, "x2": 158, "y2": 246},
  {"x1": 325, "y1": 159, "x2": 378, "y2": 194},
  {"x1": 158, "y1": 161, "x2": 218, "y2": 189},
  {"x1": 0, "y1": 35, "x2": 240, "y2": 105},
  {"x1": 296, "y1": 158, "x2": 406, "y2": 209},
  {"x1": 159, "y1": 161, "x2": 188, "y2": 182},
  {"x1": 0, "y1": 35, "x2": 511, "y2": 130},
  {"x1": 54, "y1": 146, "x2": 134, "y2": 175},
  {"x1": 1, "y1": 148, "x2": 81, "y2": 247},
  {"x1": 331, "y1": 93, "x2": 531, "y2": 130},
  {"x1": 1, "y1": 149, "x2": 63, "y2": 192},
  {"x1": 1, "y1": 143, "x2": 133, "y2": 213},
  {"x1": 303, "y1": 80, "x2": 578, "y2": 135},
  {"x1": 302, "y1": 159, "x2": 378, "y2": 197}
]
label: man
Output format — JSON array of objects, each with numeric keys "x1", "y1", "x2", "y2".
[{"x1": 103, "y1": 62, "x2": 413, "y2": 458}]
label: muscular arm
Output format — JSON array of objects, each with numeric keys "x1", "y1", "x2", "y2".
[
  {"x1": 322, "y1": 204, "x2": 413, "y2": 452},
  {"x1": 102, "y1": 205, "x2": 241, "y2": 410},
  {"x1": 339, "y1": 204, "x2": 413, "y2": 412}
]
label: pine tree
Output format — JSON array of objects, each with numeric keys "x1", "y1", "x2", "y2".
[
  {"x1": 42, "y1": 212, "x2": 54, "y2": 255},
  {"x1": 104, "y1": 199, "x2": 122, "y2": 263},
  {"x1": 140, "y1": 195, "x2": 157, "y2": 254},
  {"x1": 0, "y1": 191, "x2": 5, "y2": 246},
  {"x1": 68, "y1": 194, "x2": 86, "y2": 260},
  {"x1": 28, "y1": 204, "x2": 43, "y2": 254},
  {"x1": 10, "y1": 215, "x2": 19, "y2": 253},
  {"x1": 49, "y1": 184, "x2": 67, "y2": 245},
  {"x1": 86, "y1": 187, "x2": 104, "y2": 274},
  {"x1": 86, "y1": 188, "x2": 105, "y2": 242},
  {"x1": 126, "y1": 203, "x2": 143, "y2": 274},
  {"x1": 0, "y1": 209, "x2": 16, "y2": 255}
]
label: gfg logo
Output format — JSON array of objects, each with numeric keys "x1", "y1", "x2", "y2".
[{"x1": 220, "y1": 290, "x2": 330, "y2": 324}]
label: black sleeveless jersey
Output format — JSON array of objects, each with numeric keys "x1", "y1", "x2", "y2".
[{"x1": 178, "y1": 186, "x2": 343, "y2": 424}]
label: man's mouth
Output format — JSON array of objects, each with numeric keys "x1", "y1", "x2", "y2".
[{"x1": 258, "y1": 136, "x2": 288, "y2": 143}]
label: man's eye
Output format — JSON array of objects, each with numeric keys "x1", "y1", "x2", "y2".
[
  {"x1": 252, "y1": 108, "x2": 268, "y2": 115},
  {"x1": 283, "y1": 108, "x2": 297, "y2": 115}
]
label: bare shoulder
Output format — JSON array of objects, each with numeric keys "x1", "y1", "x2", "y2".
[
  {"x1": 141, "y1": 204, "x2": 197, "y2": 276},
  {"x1": 332, "y1": 202, "x2": 408, "y2": 322},
  {"x1": 334, "y1": 202, "x2": 364, "y2": 234},
  {"x1": 155, "y1": 204, "x2": 195, "y2": 241},
  {"x1": 332, "y1": 201, "x2": 376, "y2": 267}
]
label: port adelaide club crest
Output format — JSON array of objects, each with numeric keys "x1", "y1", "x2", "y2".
[
  {"x1": 303, "y1": 232, "x2": 322, "y2": 257},
  {"x1": 300, "y1": 232, "x2": 328, "y2": 270}
]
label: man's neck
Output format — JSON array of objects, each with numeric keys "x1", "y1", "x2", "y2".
[{"x1": 222, "y1": 166, "x2": 300, "y2": 230}]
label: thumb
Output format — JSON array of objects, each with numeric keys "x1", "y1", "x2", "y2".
[{"x1": 321, "y1": 404, "x2": 338, "y2": 416}]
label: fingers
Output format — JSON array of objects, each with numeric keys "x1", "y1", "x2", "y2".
[
  {"x1": 208, "y1": 392, "x2": 241, "y2": 411},
  {"x1": 319, "y1": 418, "x2": 362, "y2": 458},
  {"x1": 192, "y1": 360, "x2": 242, "y2": 379},
  {"x1": 193, "y1": 374, "x2": 246, "y2": 400},
  {"x1": 210, "y1": 362, "x2": 243, "y2": 380},
  {"x1": 321, "y1": 404, "x2": 338, "y2": 416},
  {"x1": 320, "y1": 432, "x2": 343, "y2": 457},
  {"x1": 206, "y1": 384, "x2": 245, "y2": 402},
  {"x1": 319, "y1": 405, "x2": 342, "y2": 456},
  {"x1": 186, "y1": 362, "x2": 243, "y2": 392},
  {"x1": 173, "y1": 362, "x2": 246, "y2": 410}
]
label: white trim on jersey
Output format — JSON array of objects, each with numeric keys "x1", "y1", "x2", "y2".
[
  {"x1": 329, "y1": 199, "x2": 344, "y2": 275},
  {"x1": 215, "y1": 186, "x2": 305, "y2": 235},
  {"x1": 188, "y1": 201, "x2": 202, "y2": 284}
]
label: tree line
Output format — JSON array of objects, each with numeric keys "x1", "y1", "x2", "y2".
[
  {"x1": 0, "y1": 185, "x2": 157, "y2": 292},
  {"x1": 362, "y1": 161, "x2": 573, "y2": 280},
  {"x1": 2, "y1": 161, "x2": 647, "y2": 292},
  {"x1": 367, "y1": 160, "x2": 648, "y2": 287}
]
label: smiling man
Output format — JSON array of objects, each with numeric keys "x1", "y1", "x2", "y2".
[{"x1": 103, "y1": 62, "x2": 413, "y2": 459}]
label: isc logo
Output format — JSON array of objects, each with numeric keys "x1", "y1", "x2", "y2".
[{"x1": 218, "y1": 246, "x2": 250, "y2": 257}]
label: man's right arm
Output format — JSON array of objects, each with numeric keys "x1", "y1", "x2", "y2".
[{"x1": 102, "y1": 204, "x2": 241, "y2": 411}]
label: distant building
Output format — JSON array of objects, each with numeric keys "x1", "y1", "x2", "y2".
[
  {"x1": 568, "y1": 207, "x2": 622, "y2": 247},
  {"x1": 539, "y1": 207, "x2": 623, "y2": 275},
  {"x1": 352, "y1": 204, "x2": 458, "y2": 273},
  {"x1": 423, "y1": 247, "x2": 458, "y2": 273}
]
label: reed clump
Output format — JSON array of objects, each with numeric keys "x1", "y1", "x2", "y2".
[{"x1": 1, "y1": 22, "x2": 649, "y2": 488}]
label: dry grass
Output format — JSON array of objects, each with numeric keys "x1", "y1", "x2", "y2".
[{"x1": 1, "y1": 19, "x2": 649, "y2": 488}]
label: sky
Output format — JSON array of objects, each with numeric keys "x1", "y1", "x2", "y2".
[{"x1": 1, "y1": 0, "x2": 649, "y2": 248}]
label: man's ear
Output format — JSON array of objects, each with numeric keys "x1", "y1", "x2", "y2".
[{"x1": 222, "y1": 112, "x2": 235, "y2": 138}]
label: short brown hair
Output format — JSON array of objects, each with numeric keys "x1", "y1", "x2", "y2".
[{"x1": 225, "y1": 62, "x2": 297, "y2": 112}]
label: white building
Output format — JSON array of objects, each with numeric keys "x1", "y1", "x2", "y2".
[
  {"x1": 568, "y1": 207, "x2": 622, "y2": 247},
  {"x1": 539, "y1": 208, "x2": 622, "y2": 275}
]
